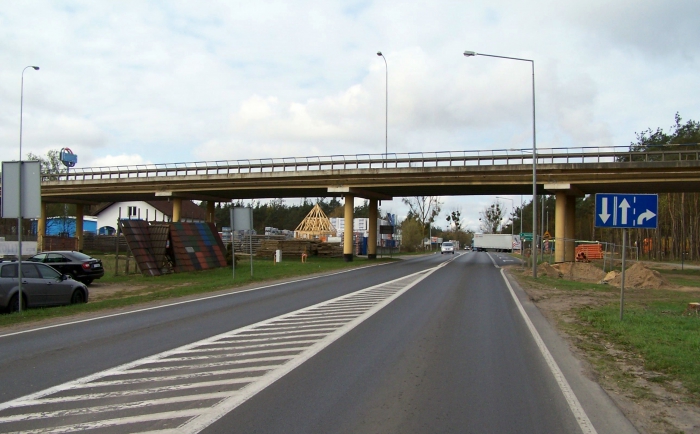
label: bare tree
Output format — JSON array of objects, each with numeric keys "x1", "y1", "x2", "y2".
[
  {"x1": 479, "y1": 201, "x2": 504, "y2": 234},
  {"x1": 445, "y1": 209, "x2": 462, "y2": 232}
]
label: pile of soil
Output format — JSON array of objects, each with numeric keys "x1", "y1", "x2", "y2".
[
  {"x1": 554, "y1": 262, "x2": 606, "y2": 283},
  {"x1": 527, "y1": 262, "x2": 607, "y2": 283},
  {"x1": 535, "y1": 262, "x2": 562, "y2": 278},
  {"x1": 605, "y1": 263, "x2": 670, "y2": 289}
]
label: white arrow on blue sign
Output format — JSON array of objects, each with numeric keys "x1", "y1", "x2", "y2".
[{"x1": 595, "y1": 194, "x2": 658, "y2": 229}]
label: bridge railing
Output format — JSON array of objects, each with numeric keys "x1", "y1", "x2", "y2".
[{"x1": 45, "y1": 144, "x2": 700, "y2": 181}]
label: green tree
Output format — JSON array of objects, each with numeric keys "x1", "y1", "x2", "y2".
[
  {"x1": 402, "y1": 196, "x2": 442, "y2": 246},
  {"x1": 27, "y1": 150, "x2": 65, "y2": 175},
  {"x1": 399, "y1": 216, "x2": 424, "y2": 252},
  {"x1": 27, "y1": 150, "x2": 73, "y2": 219}
]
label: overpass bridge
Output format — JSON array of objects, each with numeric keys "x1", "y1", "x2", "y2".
[{"x1": 3, "y1": 145, "x2": 699, "y2": 262}]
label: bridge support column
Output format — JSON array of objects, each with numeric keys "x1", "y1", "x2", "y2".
[
  {"x1": 368, "y1": 199, "x2": 378, "y2": 259},
  {"x1": 554, "y1": 192, "x2": 576, "y2": 263},
  {"x1": 37, "y1": 201, "x2": 46, "y2": 252},
  {"x1": 172, "y1": 198, "x2": 182, "y2": 222},
  {"x1": 565, "y1": 198, "x2": 576, "y2": 262},
  {"x1": 206, "y1": 201, "x2": 216, "y2": 223},
  {"x1": 343, "y1": 195, "x2": 354, "y2": 262},
  {"x1": 76, "y1": 204, "x2": 84, "y2": 252}
]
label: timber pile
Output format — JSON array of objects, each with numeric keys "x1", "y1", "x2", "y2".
[
  {"x1": 316, "y1": 243, "x2": 343, "y2": 258},
  {"x1": 256, "y1": 239, "x2": 316, "y2": 258},
  {"x1": 256, "y1": 239, "x2": 343, "y2": 259},
  {"x1": 232, "y1": 235, "x2": 286, "y2": 255}
]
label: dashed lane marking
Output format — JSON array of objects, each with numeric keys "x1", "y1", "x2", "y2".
[{"x1": 0, "y1": 257, "x2": 458, "y2": 433}]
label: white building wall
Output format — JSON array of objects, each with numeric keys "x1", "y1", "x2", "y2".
[
  {"x1": 95, "y1": 201, "x2": 172, "y2": 233},
  {"x1": 329, "y1": 218, "x2": 388, "y2": 241}
]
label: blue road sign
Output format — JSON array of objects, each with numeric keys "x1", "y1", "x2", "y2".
[{"x1": 595, "y1": 194, "x2": 658, "y2": 229}]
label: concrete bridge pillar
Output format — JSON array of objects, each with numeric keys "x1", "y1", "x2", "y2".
[
  {"x1": 172, "y1": 198, "x2": 182, "y2": 222},
  {"x1": 368, "y1": 199, "x2": 378, "y2": 259},
  {"x1": 566, "y1": 197, "x2": 576, "y2": 261},
  {"x1": 553, "y1": 190, "x2": 576, "y2": 263},
  {"x1": 206, "y1": 201, "x2": 216, "y2": 223},
  {"x1": 37, "y1": 201, "x2": 46, "y2": 251},
  {"x1": 343, "y1": 195, "x2": 354, "y2": 262},
  {"x1": 76, "y1": 204, "x2": 84, "y2": 252}
]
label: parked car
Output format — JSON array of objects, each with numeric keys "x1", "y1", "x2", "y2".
[
  {"x1": 26, "y1": 251, "x2": 104, "y2": 285},
  {"x1": 441, "y1": 241, "x2": 455, "y2": 254},
  {"x1": 0, "y1": 261, "x2": 89, "y2": 312}
]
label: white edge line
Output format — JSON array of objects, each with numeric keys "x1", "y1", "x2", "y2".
[
  {"x1": 486, "y1": 252, "x2": 500, "y2": 268},
  {"x1": 179, "y1": 259, "x2": 448, "y2": 433},
  {"x1": 499, "y1": 268, "x2": 597, "y2": 434},
  {"x1": 0, "y1": 261, "x2": 394, "y2": 339}
]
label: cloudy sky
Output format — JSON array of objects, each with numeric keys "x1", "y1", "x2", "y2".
[{"x1": 1, "y1": 1, "x2": 698, "y2": 231}]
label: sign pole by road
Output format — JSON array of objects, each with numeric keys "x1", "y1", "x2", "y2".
[
  {"x1": 620, "y1": 229, "x2": 627, "y2": 320},
  {"x1": 231, "y1": 206, "x2": 255, "y2": 279},
  {"x1": 595, "y1": 193, "x2": 658, "y2": 320}
]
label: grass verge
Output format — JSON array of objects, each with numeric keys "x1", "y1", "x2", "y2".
[
  {"x1": 578, "y1": 302, "x2": 700, "y2": 397},
  {"x1": 514, "y1": 266, "x2": 700, "y2": 404},
  {"x1": 0, "y1": 256, "x2": 392, "y2": 328}
]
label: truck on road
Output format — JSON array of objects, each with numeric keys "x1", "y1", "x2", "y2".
[{"x1": 473, "y1": 234, "x2": 515, "y2": 252}]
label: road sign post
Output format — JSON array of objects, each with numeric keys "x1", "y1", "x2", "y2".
[{"x1": 595, "y1": 194, "x2": 658, "y2": 320}]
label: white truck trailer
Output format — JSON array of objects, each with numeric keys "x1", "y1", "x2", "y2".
[{"x1": 473, "y1": 234, "x2": 513, "y2": 252}]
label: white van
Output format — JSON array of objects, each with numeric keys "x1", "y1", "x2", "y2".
[{"x1": 441, "y1": 241, "x2": 455, "y2": 254}]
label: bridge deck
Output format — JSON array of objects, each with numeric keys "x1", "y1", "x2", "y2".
[{"x1": 3, "y1": 146, "x2": 699, "y2": 203}]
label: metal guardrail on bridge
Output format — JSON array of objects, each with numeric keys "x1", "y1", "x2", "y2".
[{"x1": 40, "y1": 144, "x2": 700, "y2": 182}]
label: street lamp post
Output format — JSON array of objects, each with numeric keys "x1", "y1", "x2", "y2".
[
  {"x1": 496, "y1": 196, "x2": 514, "y2": 237},
  {"x1": 377, "y1": 52, "x2": 388, "y2": 165},
  {"x1": 464, "y1": 51, "x2": 537, "y2": 277},
  {"x1": 18, "y1": 65, "x2": 40, "y2": 312}
]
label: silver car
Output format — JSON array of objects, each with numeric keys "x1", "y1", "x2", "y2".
[
  {"x1": 0, "y1": 261, "x2": 89, "y2": 313},
  {"x1": 441, "y1": 242, "x2": 455, "y2": 254}
]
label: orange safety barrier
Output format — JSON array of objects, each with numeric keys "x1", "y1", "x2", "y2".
[{"x1": 575, "y1": 244, "x2": 603, "y2": 260}]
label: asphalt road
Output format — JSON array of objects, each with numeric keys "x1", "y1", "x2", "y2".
[{"x1": 0, "y1": 252, "x2": 637, "y2": 433}]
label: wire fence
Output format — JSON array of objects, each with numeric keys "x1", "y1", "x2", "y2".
[{"x1": 530, "y1": 236, "x2": 640, "y2": 273}]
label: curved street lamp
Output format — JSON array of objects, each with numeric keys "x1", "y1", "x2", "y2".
[
  {"x1": 17, "y1": 65, "x2": 40, "y2": 312},
  {"x1": 464, "y1": 51, "x2": 538, "y2": 277},
  {"x1": 377, "y1": 52, "x2": 388, "y2": 165}
]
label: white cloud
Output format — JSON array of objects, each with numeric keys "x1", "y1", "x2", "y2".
[
  {"x1": 1, "y1": 0, "x2": 698, "y2": 227},
  {"x1": 89, "y1": 154, "x2": 151, "y2": 168}
]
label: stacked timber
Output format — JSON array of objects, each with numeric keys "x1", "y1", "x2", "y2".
[
  {"x1": 316, "y1": 243, "x2": 343, "y2": 258},
  {"x1": 232, "y1": 235, "x2": 286, "y2": 255},
  {"x1": 256, "y1": 239, "x2": 343, "y2": 259},
  {"x1": 256, "y1": 239, "x2": 316, "y2": 258}
]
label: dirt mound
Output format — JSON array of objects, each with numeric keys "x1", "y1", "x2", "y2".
[
  {"x1": 553, "y1": 262, "x2": 606, "y2": 283},
  {"x1": 537, "y1": 262, "x2": 562, "y2": 278},
  {"x1": 608, "y1": 263, "x2": 670, "y2": 289},
  {"x1": 602, "y1": 270, "x2": 618, "y2": 283}
]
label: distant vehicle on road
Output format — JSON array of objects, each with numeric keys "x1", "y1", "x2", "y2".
[
  {"x1": 0, "y1": 261, "x2": 89, "y2": 312},
  {"x1": 473, "y1": 234, "x2": 514, "y2": 252},
  {"x1": 441, "y1": 241, "x2": 455, "y2": 254},
  {"x1": 27, "y1": 251, "x2": 104, "y2": 285}
]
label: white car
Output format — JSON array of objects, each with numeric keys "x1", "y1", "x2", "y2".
[{"x1": 441, "y1": 242, "x2": 455, "y2": 254}]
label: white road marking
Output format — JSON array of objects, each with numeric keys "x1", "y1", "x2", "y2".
[
  {"x1": 499, "y1": 268, "x2": 598, "y2": 434},
  {"x1": 0, "y1": 262, "x2": 391, "y2": 339},
  {"x1": 0, "y1": 258, "x2": 459, "y2": 433}
]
